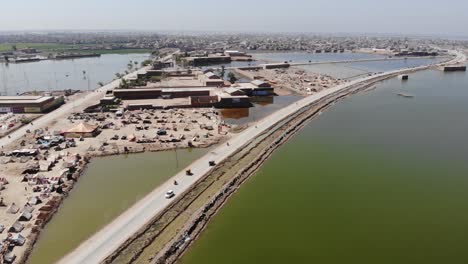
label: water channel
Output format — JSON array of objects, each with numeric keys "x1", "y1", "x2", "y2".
[{"x1": 181, "y1": 68, "x2": 468, "y2": 264}]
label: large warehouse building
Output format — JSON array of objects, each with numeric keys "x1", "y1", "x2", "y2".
[{"x1": 0, "y1": 96, "x2": 64, "y2": 113}]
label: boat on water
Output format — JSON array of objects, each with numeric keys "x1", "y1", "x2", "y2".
[{"x1": 397, "y1": 93, "x2": 414, "y2": 98}]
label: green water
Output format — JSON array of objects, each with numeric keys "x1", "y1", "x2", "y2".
[
  {"x1": 181, "y1": 70, "x2": 468, "y2": 264},
  {"x1": 28, "y1": 149, "x2": 206, "y2": 264}
]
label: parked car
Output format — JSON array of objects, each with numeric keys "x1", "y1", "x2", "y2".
[
  {"x1": 165, "y1": 190, "x2": 175, "y2": 199},
  {"x1": 157, "y1": 129, "x2": 167, "y2": 136}
]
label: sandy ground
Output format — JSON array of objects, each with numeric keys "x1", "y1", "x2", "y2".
[
  {"x1": 0, "y1": 62, "x2": 231, "y2": 262},
  {"x1": 232, "y1": 68, "x2": 344, "y2": 95},
  {"x1": 0, "y1": 106, "x2": 228, "y2": 262},
  {"x1": 0, "y1": 114, "x2": 40, "y2": 138},
  {"x1": 260, "y1": 68, "x2": 345, "y2": 95}
]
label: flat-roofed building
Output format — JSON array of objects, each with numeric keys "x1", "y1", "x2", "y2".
[
  {"x1": 231, "y1": 83, "x2": 274, "y2": 96},
  {"x1": 251, "y1": 80, "x2": 272, "y2": 88},
  {"x1": 216, "y1": 92, "x2": 251, "y2": 108},
  {"x1": 0, "y1": 95, "x2": 64, "y2": 113},
  {"x1": 204, "y1": 72, "x2": 220, "y2": 79},
  {"x1": 161, "y1": 88, "x2": 213, "y2": 98},
  {"x1": 198, "y1": 71, "x2": 225, "y2": 87},
  {"x1": 183, "y1": 56, "x2": 231, "y2": 66},
  {"x1": 224, "y1": 50, "x2": 248, "y2": 57},
  {"x1": 224, "y1": 87, "x2": 246, "y2": 96},
  {"x1": 113, "y1": 88, "x2": 162, "y2": 100}
]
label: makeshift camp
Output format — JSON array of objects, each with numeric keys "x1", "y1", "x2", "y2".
[
  {"x1": 63, "y1": 122, "x2": 99, "y2": 138},
  {"x1": 23, "y1": 205, "x2": 34, "y2": 214},
  {"x1": 28, "y1": 196, "x2": 42, "y2": 205},
  {"x1": 39, "y1": 160, "x2": 53, "y2": 172},
  {"x1": 3, "y1": 251, "x2": 16, "y2": 263},
  {"x1": 19, "y1": 211, "x2": 32, "y2": 222},
  {"x1": 23, "y1": 162, "x2": 40, "y2": 174},
  {"x1": 9, "y1": 221, "x2": 24, "y2": 233},
  {"x1": 7, "y1": 233, "x2": 26, "y2": 246},
  {"x1": 6, "y1": 203, "x2": 19, "y2": 214},
  {"x1": 128, "y1": 134, "x2": 136, "y2": 142}
]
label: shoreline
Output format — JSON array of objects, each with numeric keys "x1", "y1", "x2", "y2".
[
  {"x1": 17, "y1": 140, "x2": 221, "y2": 264},
  {"x1": 58, "y1": 50, "x2": 465, "y2": 264},
  {"x1": 147, "y1": 75, "x2": 393, "y2": 264},
  {"x1": 5, "y1": 49, "x2": 460, "y2": 263},
  {"x1": 102, "y1": 51, "x2": 465, "y2": 263}
]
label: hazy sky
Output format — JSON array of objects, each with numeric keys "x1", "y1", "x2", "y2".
[{"x1": 1, "y1": 0, "x2": 467, "y2": 36}]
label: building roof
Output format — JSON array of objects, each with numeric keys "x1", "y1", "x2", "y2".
[
  {"x1": 224, "y1": 87, "x2": 245, "y2": 94},
  {"x1": 162, "y1": 88, "x2": 214, "y2": 93},
  {"x1": 205, "y1": 72, "x2": 220, "y2": 79},
  {"x1": 0, "y1": 96, "x2": 53, "y2": 105},
  {"x1": 65, "y1": 123, "x2": 98, "y2": 133},
  {"x1": 251, "y1": 80, "x2": 268, "y2": 86}
]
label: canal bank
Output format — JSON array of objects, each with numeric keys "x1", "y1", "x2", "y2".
[
  {"x1": 26, "y1": 148, "x2": 208, "y2": 264},
  {"x1": 102, "y1": 65, "x2": 455, "y2": 263},
  {"x1": 180, "y1": 69, "x2": 468, "y2": 264},
  {"x1": 57, "y1": 51, "x2": 463, "y2": 264}
]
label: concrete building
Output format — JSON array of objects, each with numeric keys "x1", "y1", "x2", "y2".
[
  {"x1": 217, "y1": 93, "x2": 251, "y2": 108},
  {"x1": 161, "y1": 88, "x2": 212, "y2": 99},
  {"x1": 113, "y1": 87, "x2": 214, "y2": 100},
  {"x1": 224, "y1": 50, "x2": 248, "y2": 57},
  {"x1": 204, "y1": 72, "x2": 220, "y2": 79},
  {"x1": 231, "y1": 82, "x2": 274, "y2": 96},
  {"x1": 224, "y1": 87, "x2": 246, "y2": 96},
  {"x1": 113, "y1": 88, "x2": 162, "y2": 100},
  {"x1": 0, "y1": 96, "x2": 64, "y2": 113},
  {"x1": 183, "y1": 55, "x2": 231, "y2": 66},
  {"x1": 251, "y1": 80, "x2": 272, "y2": 88},
  {"x1": 198, "y1": 72, "x2": 225, "y2": 87}
]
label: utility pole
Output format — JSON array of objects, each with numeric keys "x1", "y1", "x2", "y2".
[{"x1": 174, "y1": 147, "x2": 179, "y2": 168}]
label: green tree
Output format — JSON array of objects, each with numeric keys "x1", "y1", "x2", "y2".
[
  {"x1": 228, "y1": 72, "x2": 237, "y2": 84},
  {"x1": 220, "y1": 66, "x2": 226, "y2": 79},
  {"x1": 119, "y1": 79, "x2": 129, "y2": 89}
]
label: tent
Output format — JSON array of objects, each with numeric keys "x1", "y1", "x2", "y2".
[
  {"x1": 19, "y1": 211, "x2": 32, "y2": 222},
  {"x1": 63, "y1": 122, "x2": 99, "y2": 138},
  {"x1": 6, "y1": 203, "x2": 19, "y2": 214},
  {"x1": 7, "y1": 233, "x2": 26, "y2": 246},
  {"x1": 9, "y1": 221, "x2": 24, "y2": 233}
]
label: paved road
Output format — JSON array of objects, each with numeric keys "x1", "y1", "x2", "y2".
[
  {"x1": 0, "y1": 67, "x2": 150, "y2": 149},
  {"x1": 58, "y1": 50, "x2": 465, "y2": 264}
]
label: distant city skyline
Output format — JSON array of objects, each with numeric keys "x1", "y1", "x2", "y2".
[{"x1": 2, "y1": 0, "x2": 468, "y2": 37}]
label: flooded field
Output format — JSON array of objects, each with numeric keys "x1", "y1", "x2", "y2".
[{"x1": 0, "y1": 53, "x2": 150, "y2": 95}]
